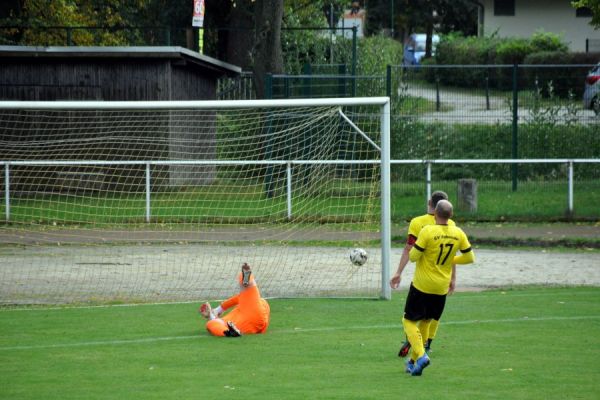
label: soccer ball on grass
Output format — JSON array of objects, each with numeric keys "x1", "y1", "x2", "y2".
[{"x1": 349, "y1": 248, "x2": 368, "y2": 266}]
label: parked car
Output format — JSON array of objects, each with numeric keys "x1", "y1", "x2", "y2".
[
  {"x1": 402, "y1": 33, "x2": 440, "y2": 67},
  {"x1": 583, "y1": 62, "x2": 600, "y2": 115}
]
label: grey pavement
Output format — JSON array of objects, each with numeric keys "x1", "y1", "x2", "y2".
[{"x1": 401, "y1": 82, "x2": 599, "y2": 124}]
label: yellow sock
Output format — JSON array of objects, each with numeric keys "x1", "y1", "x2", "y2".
[
  {"x1": 419, "y1": 320, "x2": 432, "y2": 353},
  {"x1": 428, "y1": 319, "x2": 440, "y2": 341},
  {"x1": 419, "y1": 319, "x2": 431, "y2": 343},
  {"x1": 402, "y1": 317, "x2": 425, "y2": 359}
]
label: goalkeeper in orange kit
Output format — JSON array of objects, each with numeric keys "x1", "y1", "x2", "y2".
[{"x1": 199, "y1": 263, "x2": 270, "y2": 337}]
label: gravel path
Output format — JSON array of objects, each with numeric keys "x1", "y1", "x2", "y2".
[
  {"x1": 1, "y1": 242, "x2": 598, "y2": 304},
  {"x1": 391, "y1": 247, "x2": 600, "y2": 292}
]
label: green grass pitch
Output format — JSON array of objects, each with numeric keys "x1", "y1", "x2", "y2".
[{"x1": 1, "y1": 287, "x2": 599, "y2": 399}]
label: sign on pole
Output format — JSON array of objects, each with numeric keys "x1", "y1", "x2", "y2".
[
  {"x1": 192, "y1": 0, "x2": 205, "y2": 27},
  {"x1": 192, "y1": 0, "x2": 205, "y2": 53}
]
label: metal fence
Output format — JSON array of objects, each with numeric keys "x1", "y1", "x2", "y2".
[
  {"x1": 389, "y1": 159, "x2": 599, "y2": 221},
  {"x1": 2, "y1": 158, "x2": 599, "y2": 222},
  {"x1": 226, "y1": 64, "x2": 600, "y2": 220},
  {"x1": 262, "y1": 64, "x2": 599, "y2": 123}
]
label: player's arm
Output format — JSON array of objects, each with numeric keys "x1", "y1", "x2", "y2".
[
  {"x1": 453, "y1": 249, "x2": 474, "y2": 264},
  {"x1": 453, "y1": 229, "x2": 475, "y2": 265},
  {"x1": 448, "y1": 264, "x2": 457, "y2": 295},
  {"x1": 216, "y1": 293, "x2": 240, "y2": 316},
  {"x1": 389, "y1": 234, "x2": 417, "y2": 289},
  {"x1": 408, "y1": 241, "x2": 425, "y2": 262}
]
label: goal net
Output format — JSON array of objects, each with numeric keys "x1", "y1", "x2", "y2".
[{"x1": 0, "y1": 98, "x2": 391, "y2": 305}]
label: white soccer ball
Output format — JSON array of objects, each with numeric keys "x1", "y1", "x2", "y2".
[{"x1": 349, "y1": 248, "x2": 368, "y2": 266}]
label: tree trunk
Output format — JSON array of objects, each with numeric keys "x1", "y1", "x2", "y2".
[
  {"x1": 425, "y1": 19, "x2": 434, "y2": 59},
  {"x1": 252, "y1": 0, "x2": 284, "y2": 99},
  {"x1": 225, "y1": 0, "x2": 254, "y2": 70}
]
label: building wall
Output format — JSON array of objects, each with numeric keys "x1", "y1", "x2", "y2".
[
  {"x1": 481, "y1": 0, "x2": 598, "y2": 52},
  {"x1": 0, "y1": 54, "x2": 227, "y2": 189},
  {"x1": 0, "y1": 59, "x2": 211, "y2": 101},
  {"x1": 168, "y1": 66, "x2": 218, "y2": 185}
]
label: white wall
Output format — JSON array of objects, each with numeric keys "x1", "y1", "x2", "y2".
[{"x1": 481, "y1": 0, "x2": 599, "y2": 52}]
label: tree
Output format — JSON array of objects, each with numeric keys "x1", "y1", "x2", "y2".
[
  {"x1": 572, "y1": 0, "x2": 600, "y2": 28},
  {"x1": 367, "y1": 0, "x2": 477, "y2": 43},
  {"x1": 253, "y1": 0, "x2": 284, "y2": 98},
  {"x1": 0, "y1": 0, "x2": 287, "y2": 99},
  {"x1": 0, "y1": 0, "x2": 149, "y2": 46}
]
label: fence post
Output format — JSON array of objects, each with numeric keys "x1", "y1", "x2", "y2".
[
  {"x1": 567, "y1": 161, "x2": 574, "y2": 219},
  {"x1": 286, "y1": 162, "x2": 293, "y2": 220},
  {"x1": 4, "y1": 163, "x2": 9, "y2": 222},
  {"x1": 66, "y1": 27, "x2": 72, "y2": 46},
  {"x1": 338, "y1": 64, "x2": 347, "y2": 97},
  {"x1": 303, "y1": 63, "x2": 312, "y2": 98},
  {"x1": 511, "y1": 63, "x2": 519, "y2": 191},
  {"x1": 425, "y1": 161, "x2": 431, "y2": 205},
  {"x1": 386, "y1": 65, "x2": 392, "y2": 98},
  {"x1": 457, "y1": 179, "x2": 478, "y2": 212},
  {"x1": 485, "y1": 68, "x2": 490, "y2": 110},
  {"x1": 265, "y1": 73, "x2": 273, "y2": 99},
  {"x1": 351, "y1": 27, "x2": 357, "y2": 97},
  {"x1": 165, "y1": 28, "x2": 171, "y2": 46},
  {"x1": 435, "y1": 73, "x2": 440, "y2": 112},
  {"x1": 284, "y1": 77, "x2": 290, "y2": 99},
  {"x1": 145, "y1": 163, "x2": 151, "y2": 223}
]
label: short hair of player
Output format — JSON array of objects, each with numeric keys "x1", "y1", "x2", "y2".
[
  {"x1": 435, "y1": 199, "x2": 453, "y2": 219},
  {"x1": 430, "y1": 191, "x2": 449, "y2": 208}
]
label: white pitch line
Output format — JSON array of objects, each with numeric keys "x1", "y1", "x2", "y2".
[{"x1": 1, "y1": 315, "x2": 599, "y2": 352}]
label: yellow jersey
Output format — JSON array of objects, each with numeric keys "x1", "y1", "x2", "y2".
[
  {"x1": 410, "y1": 223, "x2": 472, "y2": 295},
  {"x1": 406, "y1": 213, "x2": 455, "y2": 245}
]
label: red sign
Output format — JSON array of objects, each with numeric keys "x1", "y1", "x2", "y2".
[{"x1": 192, "y1": 0, "x2": 205, "y2": 27}]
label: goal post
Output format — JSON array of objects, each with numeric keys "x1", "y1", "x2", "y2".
[{"x1": 0, "y1": 97, "x2": 391, "y2": 304}]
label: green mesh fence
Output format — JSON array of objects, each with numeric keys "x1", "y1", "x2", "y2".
[{"x1": 257, "y1": 64, "x2": 600, "y2": 220}]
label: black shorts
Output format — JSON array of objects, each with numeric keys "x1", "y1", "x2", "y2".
[{"x1": 403, "y1": 283, "x2": 447, "y2": 321}]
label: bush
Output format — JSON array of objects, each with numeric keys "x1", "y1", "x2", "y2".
[
  {"x1": 430, "y1": 33, "x2": 572, "y2": 91},
  {"x1": 523, "y1": 51, "x2": 584, "y2": 98},
  {"x1": 282, "y1": 31, "x2": 403, "y2": 77},
  {"x1": 425, "y1": 35, "x2": 499, "y2": 87},
  {"x1": 570, "y1": 52, "x2": 600, "y2": 64},
  {"x1": 496, "y1": 38, "x2": 532, "y2": 64},
  {"x1": 529, "y1": 30, "x2": 569, "y2": 53},
  {"x1": 355, "y1": 34, "x2": 404, "y2": 75}
]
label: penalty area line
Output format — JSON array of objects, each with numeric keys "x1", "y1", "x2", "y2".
[{"x1": 1, "y1": 314, "x2": 599, "y2": 352}]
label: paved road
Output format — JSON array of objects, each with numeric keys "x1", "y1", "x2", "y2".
[{"x1": 402, "y1": 82, "x2": 599, "y2": 124}]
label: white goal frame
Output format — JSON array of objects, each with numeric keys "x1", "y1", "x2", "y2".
[{"x1": 0, "y1": 97, "x2": 392, "y2": 300}]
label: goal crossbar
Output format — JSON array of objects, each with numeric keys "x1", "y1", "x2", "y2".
[{"x1": 0, "y1": 97, "x2": 390, "y2": 110}]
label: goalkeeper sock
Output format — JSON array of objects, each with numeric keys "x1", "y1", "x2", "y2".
[{"x1": 214, "y1": 305, "x2": 224, "y2": 317}]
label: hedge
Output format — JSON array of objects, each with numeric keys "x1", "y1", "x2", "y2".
[
  {"x1": 424, "y1": 32, "x2": 600, "y2": 96},
  {"x1": 390, "y1": 119, "x2": 599, "y2": 181}
]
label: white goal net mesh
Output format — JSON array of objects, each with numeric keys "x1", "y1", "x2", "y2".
[{"x1": 0, "y1": 100, "x2": 387, "y2": 304}]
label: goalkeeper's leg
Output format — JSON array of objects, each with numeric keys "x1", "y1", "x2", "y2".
[{"x1": 206, "y1": 317, "x2": 241, "y2": 337}]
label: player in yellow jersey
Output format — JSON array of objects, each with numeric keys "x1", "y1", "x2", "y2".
[
  {"x1": 390, "y1": 191, "x2": 456, "y2": 357},
  {"x1": 199, "y1": 263, "x2": 270, "y2": 337},
  {"x1": 403, "y1": 200, "x2": 475, "y2": 376}
]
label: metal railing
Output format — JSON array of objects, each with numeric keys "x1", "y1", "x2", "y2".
[{"x1": 3, "y1": 158, "x2": 598, "y2": 222}]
